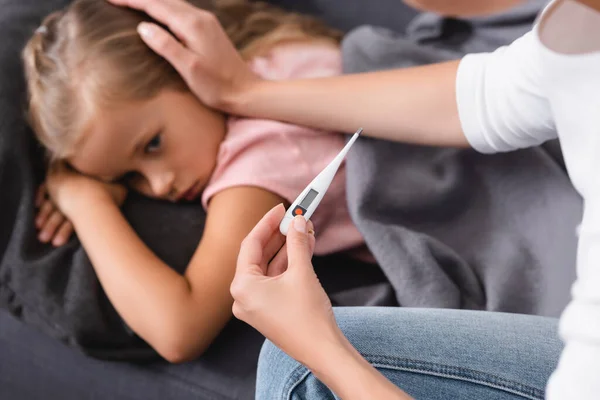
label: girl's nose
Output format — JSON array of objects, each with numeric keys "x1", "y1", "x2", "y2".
[{"x1": 149, "y1": 172, "x2": 175, "y2": 198}]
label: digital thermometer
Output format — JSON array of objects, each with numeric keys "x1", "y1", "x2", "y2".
[{"x1": 279, "y1": 128, "x2": 363, "y2": 235}]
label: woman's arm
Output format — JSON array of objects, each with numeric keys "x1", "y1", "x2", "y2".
[
  {"x1": 404, "y1": 0, "x2": 524, "y2": 17},
  {"x1": 66, "y1": 184, "x2": 283, "y2": 362},
  {"x1": 309, "y1": 331, "x2": 413, "y2": 399},
  {"x1": 230, "y1": 61, "x2": 466, "y2": 147}
]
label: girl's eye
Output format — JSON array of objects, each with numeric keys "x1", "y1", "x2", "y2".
[{"x1": 144, "y1": 133, "x2": 162, "y2": 154}]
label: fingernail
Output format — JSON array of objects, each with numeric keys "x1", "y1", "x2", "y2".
[
  {"x1": 39, "y1": 233, "x2": 48, "y2": 242},
  {"x1": 293, "y1": 215, "x2": 306, "y2": 233},
  {"x1": 138, "y1": 22, "x2": 154, "y2": 39}
]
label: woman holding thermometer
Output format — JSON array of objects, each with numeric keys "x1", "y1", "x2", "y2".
[
  {"x1": 110, "y1": 0, "x2": 600, "y2": 398},
  {"x1": 279, "y1": 128, "x2": 362, "y2": 235}
]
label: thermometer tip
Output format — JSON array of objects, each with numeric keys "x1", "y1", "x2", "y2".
[{"x1": 356, "y1": 127, "x2": 363, "y2": 136}]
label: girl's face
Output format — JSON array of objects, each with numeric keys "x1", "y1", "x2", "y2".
[{"x1": 69, "y1": 90, "x2": 226, "y2": 202}]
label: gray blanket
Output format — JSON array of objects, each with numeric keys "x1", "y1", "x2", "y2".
[{"x1": 342, "y1": 0, "x2": 582, "y2": 317}]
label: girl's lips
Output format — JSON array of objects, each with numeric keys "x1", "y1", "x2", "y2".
[{"x1": 182, "y1": 181, "x2": 200, "y2": 201}]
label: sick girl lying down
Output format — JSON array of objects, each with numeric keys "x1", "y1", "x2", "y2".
[{"x1": 22, "y1": 0, "x2": 369, "y2": 362}]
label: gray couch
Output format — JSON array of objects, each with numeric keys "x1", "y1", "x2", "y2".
[{"x1": 0, "y1": 1, "x2": 418, "y2": 399}]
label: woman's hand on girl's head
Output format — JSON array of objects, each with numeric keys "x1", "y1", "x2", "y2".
[
  {"x1": 45, "y1": 162, "x2": 128, "y2": 220},
  {"x1": 231, "y1": 204, "x2": 345, "y2": 367},
  {"x1": 107, "y1": 0, "x2": 260, "y2": 113}
]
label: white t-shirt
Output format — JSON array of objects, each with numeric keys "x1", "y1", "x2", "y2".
[{"x1": 456, "y1": 1, "x2": 600, "y2": 398}]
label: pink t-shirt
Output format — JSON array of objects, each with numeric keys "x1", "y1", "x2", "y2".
[{"x1": 201, "y1": 43, "x2": 365, "y2": 256}]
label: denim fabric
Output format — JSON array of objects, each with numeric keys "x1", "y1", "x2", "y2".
[{"x1": 256, "y1": 308, "x2": 562, "y2": 399}]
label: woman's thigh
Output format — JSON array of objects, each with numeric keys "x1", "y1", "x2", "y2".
[{"x1": 256, "y1": 307, "x2": 562, "y2": 400}]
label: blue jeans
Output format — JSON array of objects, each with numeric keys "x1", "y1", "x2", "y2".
[{"x1": 256, "y1": 308, "x2": 562, "y2": 399}]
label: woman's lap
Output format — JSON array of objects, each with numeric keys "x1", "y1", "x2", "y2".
[{"x1": 257, "y1": 307, "x2": 562, "y2": 400}]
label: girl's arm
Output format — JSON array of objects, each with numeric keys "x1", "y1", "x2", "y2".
[{"x1": 67, "y1": 183, "x2": 284, "y2": 362}]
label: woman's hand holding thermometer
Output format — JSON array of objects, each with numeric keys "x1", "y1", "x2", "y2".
[{"x1": 279, "y1": 128, "x2": 363, "y2": 235}]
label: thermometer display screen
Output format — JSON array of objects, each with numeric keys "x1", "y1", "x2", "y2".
[{"x1": 299, "y1": 189, "x2": 318, "y2": 209}]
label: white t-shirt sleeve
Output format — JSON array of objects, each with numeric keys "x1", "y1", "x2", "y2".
[{"x1": 456, "y1": 32, "x2": 557, "y2": 154}]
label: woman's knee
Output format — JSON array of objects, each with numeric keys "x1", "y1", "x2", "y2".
[{"x1": 256, "y1": 308, "x2": 562, "y2": 399}]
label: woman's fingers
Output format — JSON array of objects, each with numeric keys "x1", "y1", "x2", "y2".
[
  {"x1": 137, "y1": 22, "x2": 198, "y2": 84},
  {"x1": 109, "y1": 0, "x2": 205, "y2": 91},
  {"x1": 110, "y1": 0, "x2": 251, "y2": 111},
  {"x1": 267, "y1": 220, "x2": 315, "y2": 277},
  {"x1": 266, "y1": 245, "x2": 288, "y2": 277},
  {"x1": 237, "y1": 204, "x2": 286, "y2": 274},
  {"x1": 108, "y1": 0, "x2": 209, "y2": 43},
  {"x1": 108, "y1": 0, "x2": 191, "y2": 29},
  {"x1": 263, "y1": 232, "x2": 286, "y2": 267},
  {"x1": 286, "y1": 217, "x2": 315, "y2": 270},
  {"x1": 231, "y1": 204, "x2": 286, "y2": 312}
]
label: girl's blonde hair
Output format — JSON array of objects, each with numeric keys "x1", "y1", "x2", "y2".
[{"x1": 22, "y1": 0, "x2": 341, "y2": 160}]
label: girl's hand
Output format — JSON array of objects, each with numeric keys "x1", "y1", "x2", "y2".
[
  {"x1": 35, "y1": 183, "x2": 74, "y2": 247},
  {"x1": 107, "y1": 0, "x2": 259, "y2": 112},
  {"x1": 45, "y1": 162, "x2": 128, "y2": 219},
  {"x1": 231, "y1": 205, "x2": 344, "y2": 366}
]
